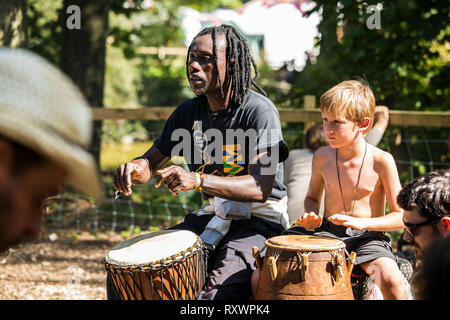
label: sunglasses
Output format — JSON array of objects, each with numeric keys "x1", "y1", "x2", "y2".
[{"x1": 403, "y1": 217, "x2": 441, "y2": 238}]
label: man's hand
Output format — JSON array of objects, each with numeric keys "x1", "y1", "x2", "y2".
[
  {"x1": 112, "y1": 158, "x2": 150, "y2": 196},
  {"x1": 292, "y1": 212, "x2": 323, "y2": 231},
  {"x1": 328, "y1": 214, "x2": 368, "y2": 231},
  {"x1": 155, "y1": 165, "x2": 197, "y2": 196}
]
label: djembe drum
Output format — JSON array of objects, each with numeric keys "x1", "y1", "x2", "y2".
[
  {"x1": 105, "y1": 229, "x2": 207, "y2": 300},
  {"x1": 254, "y1": 235, "x2": 355, "y2": 300}
]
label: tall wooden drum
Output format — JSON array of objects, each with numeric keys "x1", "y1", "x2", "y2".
[
  {"x1": 105, "y1": 229, "x2": 206, "y2": 300},
  {"x1": 254, "y1": 235, "x2": 354, "y2": 300}
]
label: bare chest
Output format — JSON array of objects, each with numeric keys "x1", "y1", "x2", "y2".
[{"x1": 321, "y1": 156, "x2": 381, "y2": 203}]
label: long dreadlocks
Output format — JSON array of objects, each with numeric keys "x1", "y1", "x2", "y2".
[{"x1": 186, "y1": 24, "x2": 266, "y2": 106}]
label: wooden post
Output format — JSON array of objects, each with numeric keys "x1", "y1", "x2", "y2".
[{"x1": 303, "y1": 95, "x2": 317, "y2": 132}]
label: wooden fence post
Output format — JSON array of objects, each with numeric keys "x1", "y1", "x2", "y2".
[{"x1": 303, "y1": 95, "x2": 317, "y2": 132}]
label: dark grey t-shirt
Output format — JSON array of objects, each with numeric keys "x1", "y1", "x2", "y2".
[{"x1": 153, "y1": 90, "x2": 289, "y2": 200}]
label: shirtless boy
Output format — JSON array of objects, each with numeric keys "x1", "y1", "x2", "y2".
[{"x1": 252, "y1": 80, "x2": 407, "y2": 299}]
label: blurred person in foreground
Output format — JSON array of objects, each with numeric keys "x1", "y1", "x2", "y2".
[
  {"x1": 417, "y1": 235, "x2": 450, "y2": 300},
  {"x1": 396, "y1": 169, "x2": 450, "y2": 298},
  {"x1": 0, "y1": 48, "x2": 102, "y2": 253}
]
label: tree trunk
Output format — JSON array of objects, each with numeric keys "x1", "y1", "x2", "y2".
[
  {"x1": 60, "y1": 0, "x2": 111, "y2": 166},
  {"x1": 0, "y1": 0, "x2": 27, "y2": 47},
  {"x1": 318, "y1": 1, "x2": 338, "y2": 54}
]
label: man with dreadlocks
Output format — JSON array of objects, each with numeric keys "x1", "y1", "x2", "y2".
[{"x1": 110, "y1": 24, "x2": 290, "y2": 299}]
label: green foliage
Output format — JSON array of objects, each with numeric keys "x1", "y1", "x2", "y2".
[
  {"x1": 290, "y1": 0, "x2": 449, "y2": 112},
  {"x1": 387, "y1": 229, "x2": 404, "y2": 244},
  {"x1": 286, "y1": 0, "x2": 450, "y2": 181},
  {"x1": 104, "y1": 45, "x2": 140, "y2": 108},
  {"x1": 27, "y1": 0, "x2": 63, "y2": 65}
]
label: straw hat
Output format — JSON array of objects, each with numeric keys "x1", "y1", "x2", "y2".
[{"x1": 0, "y1": 47, "x2": 102, "y2": 198}]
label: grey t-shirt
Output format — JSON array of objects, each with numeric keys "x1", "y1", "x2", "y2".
[{"x1": 153, "y1": 90, "x2": 289, "y2": 200}]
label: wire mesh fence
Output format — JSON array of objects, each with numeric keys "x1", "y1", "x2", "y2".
[{"x1": 44, "y1": 122, "x2": 450, "y2": 233}]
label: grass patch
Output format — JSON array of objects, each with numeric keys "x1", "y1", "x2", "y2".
[{"x1": 100, "y1": 140, "x2": 153, "y2": 170}]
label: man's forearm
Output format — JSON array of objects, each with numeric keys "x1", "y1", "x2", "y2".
[
  {"x1": 134, "y1": 147, "x2": 169, "y2": 185},
  {"x1": 201, "y1": 174, "x2": 272, "y2": 203}
]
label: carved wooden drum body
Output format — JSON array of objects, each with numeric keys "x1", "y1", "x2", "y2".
[
  {"x1": 255, "y1": 235, "x2": 354, "y2": 300},
  {"x1": 105, "y1": 229, "x2": 206, "y2": 300}
]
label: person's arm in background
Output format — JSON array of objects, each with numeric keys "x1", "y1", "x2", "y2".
[{"x1": 365, "y1": 105, "x2": 389, "y2": 146}]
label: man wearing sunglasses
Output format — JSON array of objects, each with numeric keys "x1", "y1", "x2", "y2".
[{"x1": 397, "y1": 169, "x2": 450, "y2": 259}]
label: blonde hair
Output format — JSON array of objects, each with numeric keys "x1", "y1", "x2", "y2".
[{"x1": 320, "y1": 80, "x2": 375, "y2": 133}]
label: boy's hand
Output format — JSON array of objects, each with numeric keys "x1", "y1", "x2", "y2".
[
  {"x1": 292, "y1": 212, "x2": 323, "y2": 231},
  {"x1": 328, "y1": 214, "x2": 367, "y2": 231}
]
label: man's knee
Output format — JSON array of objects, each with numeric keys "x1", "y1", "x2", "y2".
[{"x1": 199, "y1": 247, "x2": 255, "y2": 300}]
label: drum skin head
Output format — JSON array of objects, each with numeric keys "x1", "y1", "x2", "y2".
[
  {"x1": 106, "y1": 229, "x2": 199, "y2": 266},
  {"x1": 266, "y1": 235, "x2": 345, "y2": 252}
]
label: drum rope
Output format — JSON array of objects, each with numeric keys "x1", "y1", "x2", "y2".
[
  {"x1": 296, "y1": 251, "x2": 311, "y2": 264},
  {"x1": 329, "y1": 250, "x2": 344, "y2": 263},
  {"x1": 272, "y1": 250, "x2": 281, "y2": 264},
  {"x1": 108, "y1": 267, "x2": 128, "y2": 299}
]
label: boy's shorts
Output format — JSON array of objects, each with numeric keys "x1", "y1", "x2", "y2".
[{"x1": 283, "y1": 219, "x2": 396, "y2": 274}]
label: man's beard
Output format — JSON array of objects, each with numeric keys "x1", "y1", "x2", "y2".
[
  {"x1": 192, "y1": 86, "x2": 207, "y2": 96},
  {"x1": 411, "y1": 240, "x2": 423, "y2": 260},
  {"x1": 411, "y1": 228, "x2": 441, "y2": 260}
]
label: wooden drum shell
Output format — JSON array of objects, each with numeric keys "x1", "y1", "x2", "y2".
[
  {"x1": 104, "y1": 230, "x2": 206, "y2": 300},
  {"x1": 105, "y1": 250, "x2": 205, "y2": 300},
  {"x1": 255, "y1": 235, "x2": 354, "y2": 300}
]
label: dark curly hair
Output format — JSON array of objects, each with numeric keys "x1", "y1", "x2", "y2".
[{"x1": 397, "y1": 170, "x2": 450, "y2": 220}]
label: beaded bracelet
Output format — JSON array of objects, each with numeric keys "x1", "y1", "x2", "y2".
[
  {"x1": 196, "y1": 173, "x2": 204, "y2": 191},
  {"x1": 195, "y1": 173, "x2": 201, "y2": 190}
]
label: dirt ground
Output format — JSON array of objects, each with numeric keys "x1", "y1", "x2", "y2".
[
  {"x1": 0, "y1": 227, "x2": 124, "y2": 300},
  {"x1": 0, "y1": 225, "x2": 415, "y2": 300}
]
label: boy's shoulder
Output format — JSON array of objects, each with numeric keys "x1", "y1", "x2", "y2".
[
  {"x1": 313, "y1": 145, "x2": 335, "y2": 159},
  {"x1": 312, "y1": 146, "x2": 335, "y2": 167},
  {"x1": 370, "y1": 144, "x2": 397, "y2": 171}
]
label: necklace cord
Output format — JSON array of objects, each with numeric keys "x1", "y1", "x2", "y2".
[{"x1": 336, "y1": 141, "x2": 368, "y2": 217}]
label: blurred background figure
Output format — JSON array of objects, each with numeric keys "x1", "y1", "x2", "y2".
[
  {"x1": 283, "y1": 105, "x2": 390, "y2": 224},
  {"x1": 415, "y1": 235, "x2": 450, "y2": 300},
  {"x1": 0, "y1": 48, "x2": 102, "y2": 253},
  {"x1": 365, "y1": 105, "x2": 389, "y2": 147}
]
